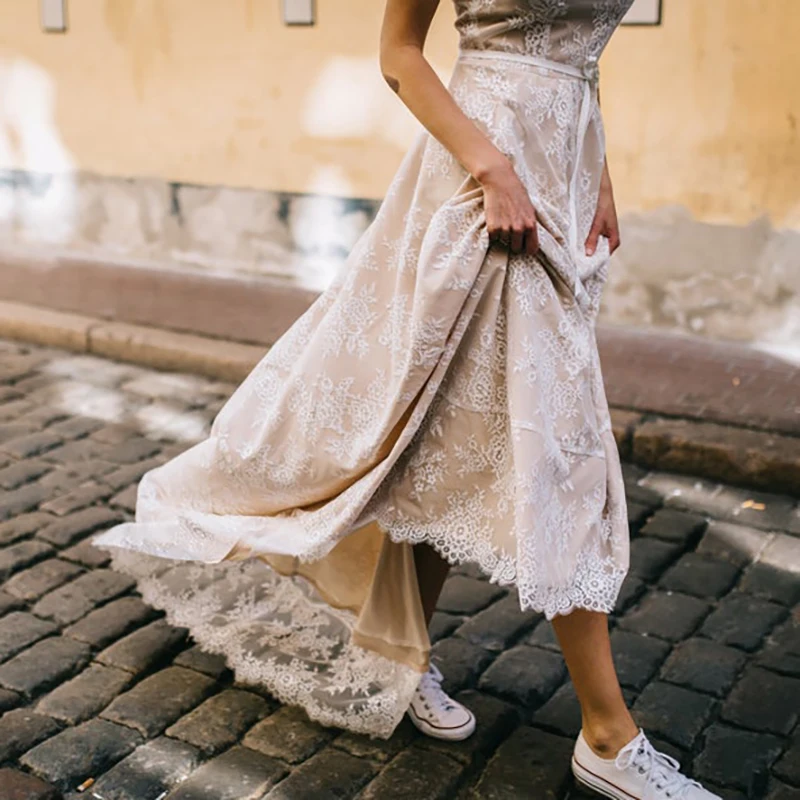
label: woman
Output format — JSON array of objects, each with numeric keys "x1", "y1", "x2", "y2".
[{"x1": 95, "y1": 1, "x2": 720, "y2": 797}]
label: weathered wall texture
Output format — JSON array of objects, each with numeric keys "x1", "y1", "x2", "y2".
[{"x1": 0, "y1": 0, "x2": 798, "y2": 354}]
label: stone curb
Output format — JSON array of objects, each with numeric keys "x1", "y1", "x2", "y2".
[
  {"x1": 1, "y1": 300, "x2": 798, "y2": 496},
  {"x1": 0, "y1": 300, "x2": 263, "y2": 383}
]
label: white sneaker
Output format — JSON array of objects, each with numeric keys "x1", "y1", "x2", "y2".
[
  {"x1": 572, "y1": 728, "x2": 721, "y2": 800},
  {"x1": 407, "y1": 662, "x2": 476, "y2": 741}
]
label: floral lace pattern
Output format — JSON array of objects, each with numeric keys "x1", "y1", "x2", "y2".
[{"x1": 95, "y1": 0, "x2": 633, "y2": 739}]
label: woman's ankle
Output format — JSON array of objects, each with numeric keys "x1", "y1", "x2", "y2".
[{"x1": 580, "y1": 717, "x2": 640, "y2": 759}]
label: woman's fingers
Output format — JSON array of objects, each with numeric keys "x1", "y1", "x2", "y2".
[
  {"x1": 585, "y1": 217, "x2": 603, "y2": 256},
  {"x1": 524, "y1": 224, "x2": 539, "y2": 256},
  {"x1": 510, "y1": 227, "x2": 525, "y2": 253}
]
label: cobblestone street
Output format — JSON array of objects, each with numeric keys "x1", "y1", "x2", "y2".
[{"x1": 0, "y1": 338, "x2": 798, "y2": 800}]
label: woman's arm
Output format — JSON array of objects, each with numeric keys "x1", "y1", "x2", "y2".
[
  {"x1": 380, "y1": 0, "x2": 506, "y2": 183},
  {"x1": 585, "y1": 87, "x2": 621, "y2": 255},
  {"x1": 380, "y1": 0, "x2": 543, "y2": 255}
]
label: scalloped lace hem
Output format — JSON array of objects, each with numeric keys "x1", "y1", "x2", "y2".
[
  {"x1": 103, "y1": 548, "x2": 422, "y2": 740},
  {"x1": 373, "y1": 511, "x2": 628, "y2": 621}
]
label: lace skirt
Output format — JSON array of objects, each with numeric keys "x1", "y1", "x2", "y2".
[{"x1": 94, "y1": 52, "x2": 630, "y2": 739}]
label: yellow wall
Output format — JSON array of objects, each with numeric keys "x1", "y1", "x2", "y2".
[
  {"x1": 1, "y1": 0, "x2": 798, "y2": 226},
  {"x1": 602, "y1": 0, "x2": 800, "y2": 227}
]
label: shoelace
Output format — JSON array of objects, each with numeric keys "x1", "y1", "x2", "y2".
[
  {"x1": 615, "y1": 732, "x2": 704, "y2": 799},
  {"x1": 416, "y1": 664, "x2": 456, "y2": 714}
]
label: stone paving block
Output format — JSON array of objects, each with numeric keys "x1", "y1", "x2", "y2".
[
  {"x1": 333, "y1": 716, "x2": 417, "y2": 764},
  {"x1": 89, "y1": 423, "x2": 142, "y2": 445},
  {"x1": 47, "y1": 415, "x2": 104, "y2": 440},
  {"x1": 628, "y1": 537, "x2": 684, "y2": 582},
  {"x1": 361, "y1": 748, "x2": 465, "y2": 800},
  {"x1": 532, "y1": 682, "x2": 582, "y2": 737},
  {"x1": 632, "y1": 680, "x2": 716, "y2": 750},
  {"x1": 430, "y1": 636, "x2": 494, "y2": 695},
  {"x1": 721, "y1": 667, "x2": 800, "y2": 735},
  {"x1": 36, "y1": 663, "x2": 133, "y2": 724},
  {"x1": 696, "y1": 520, "x2": 772, "y2": 568},
  {"x1": 0, "y1": 588, "x2": 23, "y2": 615},
  {"x1": 263, "y1": 747, "x2": 373, "y2": 800},
  {"x1": 0, "y1": 611, "x2": 58, "y2": 662},
  {"x1": 101, "y1": 456, "x2": 163, "y2": 490},
  {"x1": 166, "y1": 689, "x2": 272, "y2": 755},
  {"x1": 660, "y1": 637, "x2": 747, "y2": 697},
  {"x1": 101, "y1": 666, "x2": 216, "y2": 737},
  {"x1": 618, "y1": 590, "x2": 711, "y2": 642},
  {"x1": 699, "y1": 592, "x2": 787, "y2": 651},
  {"x1": 0, "y1": 767, "x2": 62, "y2": 800},
  {"x1": 470, "y1": 725, "x2": 572, "y2": 799},
  {"x1": 87, "y1": 736, "x2": 201, "y2": 800},
  {"x1": 0, "y1": 539, "x2": 54, "y2": 580},
  {"x1": 0, "y1": 422, "x2": 36, "y2": 444},
  {"x1": 1, "y1": 430, "x2": 64, "y2": 459},
  {"x1": 170, "y1": 745, "x2": 287, "y2": 800},
  {"x1": 740, "y1": 562, "x2": 800, "y2": 607},
  {"x1": 641, "y1": 473, "x2": 796, "y2": 533},
  {"x1": 524, "y1": 618, "x2": 561, "y2": 651},
  {"x1": 60, "y1": 539, "x2": 111, "y2": 568},
  {"x1": 40, "y1": 482, "x2": 115, "y2": 516},
  {"x1": 39, "y1": 460, "x2": 117, "y2": 493},
  {"x1": 17, "y1": 407, "x2": 68, "y2": 429},
  {"x1": 478, "y1": 645, "x2": 566, "y2": 709},
  {"x1": 103, "y1": 438, "x2": 161, "y2": 465},
  {"x1": 0, "y1": 512, "x2": 55, "y2": 545},
  {"x1": 4, "y1": 558, "x2": 84, "y2": 601},
  {"x1": 0, "y1": 458, "x2": 52, "y2": 490},
  {"x1": 693, "y1": 724, "x2": 784, "y2": 793},
  {"x1": 698, "y1": 782, "x2": 749, "y2": 800},
  {"x1": 765, "y1": 780, "x2": 800, "y2": 800},
  {"x1": 455, "y1": 593, "x2": 541, "y2": 652},
  {"x1": 0, "y1": 708, "x2": 62, "y2": 762},
  {"x1": 639, "y1": 507, "x2": 708, "y2": 545},
  {"x1": 173, "y1": 645, "x2": 231, "y2": 678},
  {"x1": 0, "y1": 687, "x2": 21, "y2": 712},
  {"x1": 21, "y1": 718, "x2": 142, "y2": 792},
  {"x1": 658, "y1": 553, "x2": 740, "y2": 599},
  {"x1": 96, "y1": 618, "x2": 187, "y2": 673},
  {"x1": 609, "y1": 629, "x2": 672, "y2": 691},
  {"x1": 436, "y1": 575, "x2": 506, "y2": 616},
  {"x1": 429, "y1": 611, "x2": 463, "y2": 644},
  {"x1": 773, "y1": 737, "x2": 800, "y2": 786},
  {"x1": 756, "y1": 618, "x2": 800, "y2": 677},
  {"x1": 740, "y1": 533, "x2": 800, "y2": 606},
  {"x1": 625, "y1": 500, "x2": 653, "y2": 532},
  {"x1": 109, "y1": 484, "x2": 138, "y2": 512},
  {"x1": 242, "y1": 705, "x2": 334, "y2": 764},
  {"x1": 613, "y1": 574, "x2": 646, "y2": 615},
  {"x1": 37, "y1": 506, "x2": 123, "y2": 547},
  {"x1": 65, "y1": 596, "x2": 156, "y2": 648},
  {"x1": 32, "y1": 568, "x2": 135, "y2": 624},
  {"x1": 0, "y1": 482, "x2": 49, "y2": 521},
  {"x1": 415, "y1": 689, "x2": 518, "y2": 765},
  {"x1": 0, "y1": 636, "x2": 91, "y2": 696},
  {"x1": 43, "y1": 438, "x2": 113, "y2": 465}
]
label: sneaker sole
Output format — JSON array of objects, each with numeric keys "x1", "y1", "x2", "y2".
[
  {"x1": 407, "y1": 705, "x2": 476, "y2": 742},
  {"x1": 571, "y1": 755, "x2": 639, "y2": 800}
]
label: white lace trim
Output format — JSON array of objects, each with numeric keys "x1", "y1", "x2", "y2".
[{"x1": 104, "y1": 549, "x2": 421, "y2": 740}]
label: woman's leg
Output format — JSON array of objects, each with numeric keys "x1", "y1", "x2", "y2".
[
  {"x1": 551, "y1": 608, "x2": 639, "y2": 757},
  {"x1": 413, "y1": 543, "x2": 451, "y2": 627}
]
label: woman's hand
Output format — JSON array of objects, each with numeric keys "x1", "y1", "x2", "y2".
[
  {"x1": 585, "y1": 159, "x2": 620, "y2": 256},
  {"x1": 478, "y1": 159, "x2": 543, "y2": 256}
]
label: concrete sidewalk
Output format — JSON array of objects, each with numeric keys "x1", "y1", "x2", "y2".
[{"x1": 0, "y1": 338, "x2": 796, "y2": 799}]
